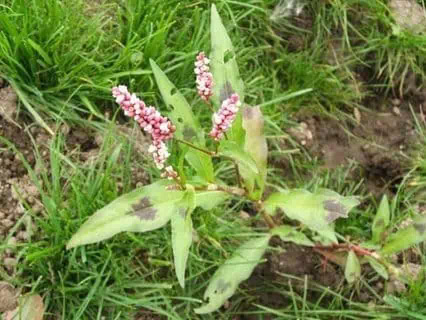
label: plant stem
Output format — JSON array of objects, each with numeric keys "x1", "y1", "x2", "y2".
[
  {"x1": 206, "y1": 100, "x2": 215, "y2": 114},
  {"x1": 254, "y1": 201, "x2": 276, "y2": 229},
  {"x1": 234, "y1": 162, "x2": 242, "y2": 188},
  {"x1": 261, "y1": 210, "x2": 276, "y2": 229},
  {"x1": 175, "y1": 138, "x2": 214, "y2": 156},
  {"x1": 314, "y1": 243, "x2": 401, "y2": 277},
  {"x1": 195, "y1": 184, "x2": 246, "y2": 197}
]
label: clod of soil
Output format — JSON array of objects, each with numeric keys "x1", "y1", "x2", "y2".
[
  {"x1": 389, "y1": 0, "x2": 426, "y2": 34},
  {"x1": 0, "y1": 282, "x2": 18, "y2": 313},
  {"x1": 0, "y1": 86, "x2": 18, "y2": 125}
]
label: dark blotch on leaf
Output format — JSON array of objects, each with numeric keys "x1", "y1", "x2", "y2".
[
  {"x1": 179, "y1": 207, "x2": 187, "y2": 219},
  {"x1": 214, "y1": 279, "x2": 231, "y2": 294},
  {"x1": 129, "y1": 197, "x2": 157, "y2": 220},
  {"x1": 374, "y1": 218, "x2": 385, "y2": 228},
  {"x1": 324, "y1": 200, "x2": 347, "y2": 223},
  {"x1": 170, "y1": 87, "x2": 177, "y2": 95},
  {"x1": 414, "y1": 222, "x2": 426, "y2": 234},
  {"x1": 219, "y1": 81, "x2": 234, "y2": 103},
  {"x1": 183, "y1": 126, "x2": 196, "y2": 141}
]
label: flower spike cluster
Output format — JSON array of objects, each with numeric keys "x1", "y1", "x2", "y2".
[
  {"x1": 194, "y1": 52, "x2": 214, "y2": 101},
  {"x1": 112, "y1": 85, "x2": 176, "y2": 173},
  {"x1": 209, "y1": 93, "x2": 242, "y2": 141}
]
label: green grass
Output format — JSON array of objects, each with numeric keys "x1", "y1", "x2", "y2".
[{"x1": 1, "y1": 0, "x2": 426, "y2": 318}]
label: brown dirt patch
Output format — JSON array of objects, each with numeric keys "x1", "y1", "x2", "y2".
[
  {"x1": 0, "y1": 282, "x2": 18, "y2": 313},
  {"x1": 134, "y1": 308, "x2": 164, "y2": 320},
  {"x1": 283, "y1": 100, "x2": 423, "y2": 195}
]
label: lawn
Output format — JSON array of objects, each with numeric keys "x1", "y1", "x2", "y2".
[{"x1": 1, "y1": 0, "x2": 426, "y2": 319}]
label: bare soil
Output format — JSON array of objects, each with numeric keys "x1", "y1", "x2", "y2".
[{"x1": 279, "y1": 98, "x2": 425, "y2": 197}]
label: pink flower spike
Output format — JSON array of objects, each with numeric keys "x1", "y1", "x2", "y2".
[
  {"x1": 209, "y1": 93, "x2": 242, "y2": 141},
  {"x1": 112, "y1": 85, "x2": 176, "y2": 171},
  {"x1": 195, "y1": 52, "x2": 214, "y2": 102}
]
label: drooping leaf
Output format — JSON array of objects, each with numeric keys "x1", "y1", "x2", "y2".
[
  {"x1": 218, "y1": 140, "x2": 259, "y2": 180},
  {"x1": 345, "y1": 250, "x2": 361, "y2": 284},
  {"x1": 67, "y1": 181, "x2": 184, "y2": 249},
  {"x1": 381, "y1": 215, "x2": 426, "y2": 255},
  {"x1": 241, "y1": 106, "x2": 267, "y2": 200},
  {"x1": 171, "y1": 186, "x2": 195, "y2": 288},
  {"x1": 195, "y1": 189, "x2": 229, "y2": 210},
  {"x1": 150, "y1": 59, "x2": 214, "y2": 182},
  {"x1": 365, "y1": 256, "x2": 388, "y2": 280},
  {"x1": 210, "y1": 4, "x2": 245, "y2": 145},
  {"x1": 372, "y1": 195, "x2": 390, "y2": 243},
  {"x1": 263, "y1": 189, "x2": 360, "y2": 243},
  {"x1": 271, "y1": 225, "x2": 314, "y2": 246},
  {"x1": 4, "y1": 294, "x2": 44, "y2": 320},
  {"x1": 194, "y1": 235, "x2": 270, "y2": 314}
]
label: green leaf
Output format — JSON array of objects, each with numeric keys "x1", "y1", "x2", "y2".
[
  {"x1": 372, "y1": 195, "x2": 390, "y2": 243},
  {"x1": 264, "y1": 189, "x2": 360, "y2": 243},
  {"x1": 195, "y1": 189, "x2": 229, "y2": 210},
  {"x1": 210, "y1": 4, "x2": 245, "y2": 146},
  {"x1": 218, "y1": 140, "x2": 259, "y2": 178},
  {"x1": 345, "y1": 250, "x2": 361, "y2": 284},
  {"x1": 241, "y1": 106, "x2": 267, "y2": 199},
  {"x1": 210, "y1": 4, "x2": 244, "y2": 105},
  {"x1": 67, "y1": 181, "x2": 184, "y2": 249},
  {"x1": 171, "y1": 186, "x2": 195, "y2": 288},
  {"x1": 194, "y1": 235, "x2": 270, "y2": 314},
  {"x1": 150, "y1": 59, "x2": 214, "y2": 182},
  {"x1": 381, "y1": 215, "x2": 426, "y2": 255},
  {"x1": 365, "y1": 256, "x2": 388, "y2": 280},
  {"x1": 271, "y1": 225, "x2": 314, "y2": 246}
]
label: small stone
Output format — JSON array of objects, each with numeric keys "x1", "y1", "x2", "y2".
[
  {"x1": 4, "y1": 258, "x2": 17, "y2": 270},
  {"x1": 17, "y1": 231, "x2": 29, "y2": 241},
  {"x1": 391, "y1": 98, "x2": 401, "y2": 106},
  {"x1": 0, "y1": 282, "x2": 18, "y2": 312},
  {"x1": 239, "y1": 211, "x2": 251, "y2": 220},
  {"x1": 403, "y1": 263, "x2": 423, "y2": 280},
  {"x1": 387, "y1": 276, "x2": 406, "y2": 294},
  {"x1": 389, "y1": 0, "x2": 426, "y2": 34},
  {"x1": 2, "y1": 219, "x2": 14, "y2": 228}
]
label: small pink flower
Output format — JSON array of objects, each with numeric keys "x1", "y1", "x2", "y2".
[
  {"x1": 195, "y1": 52, "x2": 214, "y2": 102},
  {"x1": 112, "y1": 85, "x2": 176, "y2": 171},
  {"x1": 209, "y1": 93, "x2": 242, "y2": 141}
]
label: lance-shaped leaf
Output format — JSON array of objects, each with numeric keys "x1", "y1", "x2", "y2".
[
  {"x1": 210, "y1": 4, "x2": 245, "y2": 145},
  {"x1": 150, "y1": 59, "x2": 214, "y2": 182},
  {"x1": 381, "y1": 215, "x2": 426, "y2": 255},
  {"x1": 172, "y1": 186, "x2": 196, "y2": 288},
  {"x1": 345, "y1": 250, "x2": 361, "y2": 284},
  {"x1": 195, "y1": 189, "x2": 229, "y2": 210},
  {"x1": 264, "y1": 189, "x2": 360, "y2": 243},
  {"x1": 218, "y1": 140, "x2": 259, "y2": 180},
  {"x1": 194, "y1": 234, "x2": 270, "y2": 314},
  {"x1": 271, "y1": 225, "x2": 314, "y2": 247},
  {"x1": 241, "y1": 106, "x2": 267, "y2": 200},
  {"x1": 365, "y1": 256, "x2": 388, "y2": 280},
  {"x1": 67, "y1": 181, "x2": 184, "y2": 249},
  {"x1": 372, "y1": 195, "x2": 390, "y2": 243}
]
